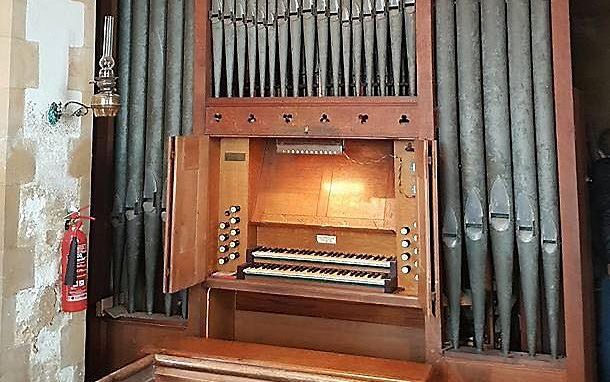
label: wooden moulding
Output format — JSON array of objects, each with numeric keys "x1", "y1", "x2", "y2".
[
  {"x1": 148, "y1": 337, "x2": 432, "y2": 382},
  {"x1": 551, "y1": 0, "x2": 595, "y2": 381},
  {"x1": 205, "y1": 278, "x2": 421, "y2": 308}
]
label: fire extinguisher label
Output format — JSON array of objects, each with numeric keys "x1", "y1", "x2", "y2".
[{"x1": 66, "y1": 244, "x2": 87, "y2": 302}]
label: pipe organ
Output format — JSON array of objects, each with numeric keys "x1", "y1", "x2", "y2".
[{"x1": 95, "y1": 0, "x2": 593, "y2": 381}]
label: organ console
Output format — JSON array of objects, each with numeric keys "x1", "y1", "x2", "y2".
[{"x1": 94, "y1": 0, "x2": 593, "y2": 381}]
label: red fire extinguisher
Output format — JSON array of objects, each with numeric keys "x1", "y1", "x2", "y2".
[{"x1": 61, "y1": 206, "x2": 94, "y2": 312}]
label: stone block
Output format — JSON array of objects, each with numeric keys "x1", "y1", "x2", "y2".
[
  {"x1": 68, "y1": 47, "x2": 94, "y2": 91},
  {"x1": 0, "y1": 344, "x2": 31, "y2": 381},
  {"x1": 6, "y1": 87, "x2": 24, "y2": 138},
  {"x1": 3, "y1": 185, "x2": 21, "y2": 250},
  {"x1": 0, "y1": 37, "x2": 11, "y2": 88},
  {"x1": 8, "y1": 38, "x2": 38, "y2": 90},
  {"x1": 0, "y1": 0, "x2": 12, "y2": 38},
  {"x1": 3, "y1": 246, "x2": 35, "y2": 294},
  {"x1": 10, "y1": 0, "x2": 26, "y2": 40},
  {"x1": 0, "y1": 87, "x2": 9, "y2": 139},
  {"x1": 60, "y1": 311, "x2": 85, "y2": 367},
  {"x1": 5, "y1": 145, "x2": 35, "y2": 186},
  {"x1": 1, "y1": 294, "x2": 16, "y2": 348},
  {"x1": 68, "y1": 136, "x2": 92, "y2": 178}
]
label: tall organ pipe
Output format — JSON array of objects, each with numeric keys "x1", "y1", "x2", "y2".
[
  {"x1": 257, "y1": 0, "x2": 268, "y2": 96},
  {"x1": 182, "y1": 0, "x2": 195, "y2": 135},
  {"x1": 456, "y1": 0, "x2": 488, "y2": 351},
  {"x1": 303, "y1": 0, "x2": 317, "y2": 96},
  {"x1": 278, "y1": 0, "x2": 290, "y2": 96},
  {"x1": 341, "y1": 0, "x2": 351, "y2": 95},
  {"x1": 403, "y1": 0, "x2": 416, "y2": 96},
  {"x1": 436, "y1": 0, "x2": 462, "y2": 350},
  {"x1": 317, "y1": 0, "x2": 330, "y2": 96},
  {"x1": 236, "y1": 0, "x2": 247, "y2": 97},
  {"x1": 125, "y1": 0, "x2": 149, "y2": 313},
  {"x1": 267, "y1": 0, "x2": 278, "y2": 96},
  {"x1": 362, "y1": 0, "x2": 374, "y2": 95},
  {"x1": 507, "y1": 0, "x2": 540, "y2": 356},
  {"x1": 351, "y1": 0, "x2": 363, "y2": 96},
  {"x1": 143, "y1": 0, "x2": 167, "y2": 315},
  {"x1": 289, "y1": 0, "x2": 302, "y2": 96},
  {"x1": 374, "y1": 0, "x2": 387, "y2": 96},
  {"x1": 165, "y1": 0, "x2": 185, "y2": 315},
  {"x1": 246, "y1": 0, "x2": 258, "y2": 96},
  {"x1": 224, "y1": 0, "x2": 236, "y2": 96},
  {"x1": 481, "y1": 0, "x2": 514, "y2": 355},
  {"x1": 329, "y1": 0, "x2": 341, "y2": 95},
  {"x1": 388, "y1": 0, "x2": 401, "y2": 95},
  {"x1": 211, "y1": 0, "x2": 224, "y2": 97},
  {"x1": 531, "y1": 0, "x2": 561, "y2": 358},
  {"x1": 112, "y1": 0, "x2": 132, "y2": 306}
]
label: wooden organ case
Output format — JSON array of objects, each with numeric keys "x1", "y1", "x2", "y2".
[{"x1": 96, "y1": 0, "x2": 593, "y2": 381}]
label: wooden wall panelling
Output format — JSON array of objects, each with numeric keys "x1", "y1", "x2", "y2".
[
  {"x1": 216, "y1": 138, "x2": 251, "y2": 273},
  {"x1": 206, "y1": 288, "x2": 236, "y2": 340},
  {"x1": 252, "y1": 140, "x2": 395, "y2": 231},
  {"x1": 551, "y1": 0, "x2": 595, "y2": 380},
  {"x1": 435, "y1": 356, "x2": 566, "y2": 382},
  {"x1": 425, "y1": 141, "x2": 443, "y2": 362},
  {"x1": 205, "y1": 98, "x2": 434, "y2": 139},
  {"x1": 164, "y1": 136, "x2": 211, "y2": 292},
  {"x1": 233, "y1": 310, "x2": 426, "y2": 361},
  {"x1": 393, "y1": 141, "x2": 421, "y2": 296},
  {"x1": 235, "y1": 292, "x2": 425, "y2": 327},
  {"x1": 255, "y1": 226, "x2": 396, "y2": 255}
]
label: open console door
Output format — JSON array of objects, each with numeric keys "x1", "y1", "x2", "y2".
[{"x1": 164, "y1": 136, "x2": 211, "y2": 293}]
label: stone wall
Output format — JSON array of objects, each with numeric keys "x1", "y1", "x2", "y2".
[{"x1": 0, "y1": 0, "x2": 95, "y2": 381}]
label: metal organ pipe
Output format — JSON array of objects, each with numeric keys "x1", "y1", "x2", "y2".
[
  {"x1": 435, "y1": 0, "x2": 462, "y2": 350},
  {"x1": 182, "y1": 0, "x2": 195, "y2": 135},
  {"x1": 257, "y1": 0, "x2": 268, "y2": 96},
  {"x1": 236, "y1": 0, "x2": 247, "y2": 97},
  {"x1": 290, "y1": 0, "x2": 302, "y2": 96},
  {"x1": 211, "y1": 0, "x2": 224, "y2": 97},
  {"x1": 531, "y1": 0, "x2": 561, "y2": 359},
  {"x1": 351, "y1": 0, "x2": 363, "y2": 96},
  {"x1": 362, "y1": 0, "x2": 374, "y2": 95},
  {"x1": 112, "y1": 0, "x2": 132, "y2": 307},
  {"x1": 375, "y1": 0, "x2": 387, "y2": 96},
  {"x1": 329, "y1": 0, "x2": 341, "y2": 96},
  {"x1": 143, "y1": 0, "x2": 168, "y2": 315},
  {"x1": 303, "y1": 0, "x2": 317, "y2": 95},
  {"x1": 278, "y1": 0, "x2": 290, "y2": 96},
  {"x1": 388, "y1": 0, "x2": 401, "y2": 96},
  {"x1": 403, "y1": 0, "x2": 416, "y2": 96},
  {"x1": 246, "y1": 0, "x2": 258, "y2": 96},
  {"x1": 507, "y1": 0, "x2": 540, "y2": 356},
  {"x1": 165, "y1": 0, "x2": 186, "y2": 315},
  {"x1": 341, "y1": 0, "x2": 351, "y2": 96},
  {"x1": 317, "y1": 0, "x2": 330, "y2": 96},
  {"x1": 267, "y1": 0, "x2": 278, "y2": 96},
  {"x1": 481, "y1": 0, "x2": 514, "y2": 355},
  {"x1": 224, "y1": 0, "x2": 236, "y2": 97},
  {"x1": 456, "y1": 0, "x2": 488, "y2": 351},
  {"x1": 125, "y1": 0, "x2": 149, "y2": 313}
]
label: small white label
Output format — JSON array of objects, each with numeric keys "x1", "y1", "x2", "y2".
[{"x1": 316, "y1": 234, "x2": 337, "y2": 245}]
